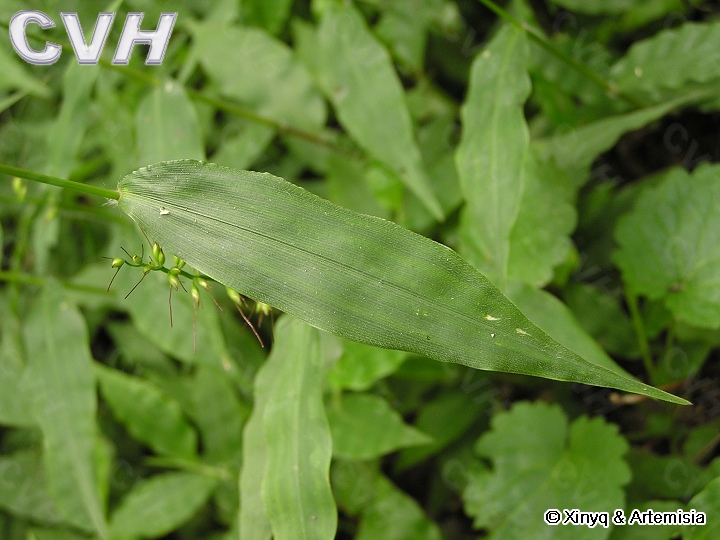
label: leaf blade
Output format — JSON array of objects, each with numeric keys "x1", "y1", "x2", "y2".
[
  {"x1": 20, "y1": 280, "x2": 107, "y2": 538},
  {"x1": 117, "y1": 160, "x2": 687, "y2": 404},
  {"x1": 317, "y1": 5, "x2": 443, "y2": 219},
  {"x1": 261, "y1": 316, "x2": 337, "y2": 540},
  {"x1": 456, "y1": 24, "x2": 530, "y2": 284}
]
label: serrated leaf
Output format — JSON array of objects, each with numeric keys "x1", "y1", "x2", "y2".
[
  {"x1": 261, "y1": 316, "x2": 337, "y2": 540},
  {"x1": 116, "y1": 160, "x2": 687, "y2": 404},
  {"x1": 135, "y1": 81, "x2": 205, "y2": 165},
  {"x1": 683, "y1": 474, "x2": 720, "y2": 539},
  {"x1": 327, "y1": 393, "x2": 431, "y2": 460},
  {"x1": 95, "y1": 364, "x2": 198, "y2": 460},
  {"x1": 108, "y1": 472, "x2": 217, "y2": 540},
  {"x1": 20, "y1": 280, "x2": 106, "y2": 538},
  {"x1": 610, "y1": 21, "x2": 720, "y2": 98},
  {"x1": 614, "y1": 164, "x2": 720, "y2": 327},
  {"x1": 317, "y1": 4, "x2": 443, "y2": 220},
  {"x1": 463, "y1": 401, "x2": 630, "y2": 539},
  {"x1": 507, "y1": 152, "x2": 575, "y2": 287},
  {"x1": 456, "y1": 24, "x2": 530, "y2": 284}
]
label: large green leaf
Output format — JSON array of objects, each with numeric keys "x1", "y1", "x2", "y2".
[
  {"x1": 115, "y1": 160, "x2": 686, "y2": 403},
  {"x1": 261, "y1": 316, "x2": 337, "y2": 540},
  {"x1": 20, "y1": 280, "x2": 107, "y2": 538},
  {"x1": 614, "y1": 164, "x2": 720, "y2": 328},
  {"x1": 463, "y1": 401, "x2": 630, "y2": 539},
  {"x1": 316, "y1": 4, "x2": 443, "y2": 220},
  {"x1": 456, "y1": 24, "x2": 530, "y2": 285}
]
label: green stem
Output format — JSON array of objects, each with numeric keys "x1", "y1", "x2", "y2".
[
  {"x1": 476, "y1": 0, "x2": 645, "y2": 108},
  {"x1": 0, "y1": 163, "x2": 119, "y2": 200},
  {"x1": 626, "y1": 290, "x2": 655, "y2": 380}
]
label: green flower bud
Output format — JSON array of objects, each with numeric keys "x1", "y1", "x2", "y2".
[
  {"x1": 168, "y1": 273, "x2": 179, "y2": 290},
  {"x1": 226, "y1": 287, "x2": 242, "y2": 305},
  {"x1": 173, "y1": 256, "x2": 185, "y2": 269},
  {"x1": 111, "y1": 258, "x2": 125, "y2": 268},
  {"x1": 152, "y1": 242, "x2": 165, "y2": 267},
  {"x1": 191, "y1": 283, "x2": 201, "y2": 307}
]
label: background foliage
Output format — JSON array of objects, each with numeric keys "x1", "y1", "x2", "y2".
[{"x1": 1, "y1": 0, "x2": 719, "y2": 538}]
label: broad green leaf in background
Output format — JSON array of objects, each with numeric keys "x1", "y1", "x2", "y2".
[
  {"x1": 463, "y1": 401, "x2": 630, "y2": 539},
  {"x1": 95, "y1": 364, "x2": 198, "y2": 460},
  {"x1": 261, "y1": 316, "x2": 337, "y2": 540},
  {"x1": 456, "y1": 24, "x2": 530, "y2": 285},
  {"x1": 20, "y1": 280, "x2": 107, "y2": 538},
  {"x1": 238, "y1": 348, "x2": 273, "y2": 540},
  {"x1": 564, "y1": 283, "x2": 639, "y2": 359},
  {"x1": 396, "y1": 392, "x2": 480, "y2": 470},
  {"x1": 0, "y1": 450, "x2": 62, "y2": 525},
  {"x1": 108, "y1": 471, "x2": 217, "y2": 540},
  {"x1": 153, "y1": 365, "x2": 249, "y2": 463},
  {"x1": 241, "y1": 0, "x2": 294, "y2": 35},
  {"x1": 683, "y1": 474, "x2": 720, "y2": 540},
  {"x1": 535, "y1": 95, "x2": 696, "y2": 186},
  {"x1": 506, "y1": 151, "x2": 575, "y2": 287},
  {"x1": 614, "y1": 164, "x2": 720, "y2": 328},
  {"x1": 317, "y1": 4, "x2": 443, "y2": 220},
  {"x1": 45, "y1": 62, "x2": 100, "y2": 179},
  {"x1": 326, "y1": 340, "x2": 407, "y2": 391},
  {"x1": 332, "y1": 460, "x2": 442, "y2": 540},
  {"x1": 116, "y1": 160, "x2": 686, "y2": 403},
  {"x1": 210, "y1": 121, "x2": 275, "y2": 171},
  {"x1": 610, "y1": 21, "x2": 720, "y2": 99},
  {"x1": 135, "y1": 81, "x2": 205, "y2": 165},
  {"x1": 192, "y1": 22, "x2": 326, "y2": 131},
  {"x1": 373, "y1": 0, "x2": 447, "y2": 71},
  {"x1": 0, "y1": 294, "x2": 34, "y2": 426},
  {"x1": 34, "y1": 62, "x2": 99, "y2": 273},
  {"x1": 327, "y1": 393, "x2": 431, "y2": 460}
]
